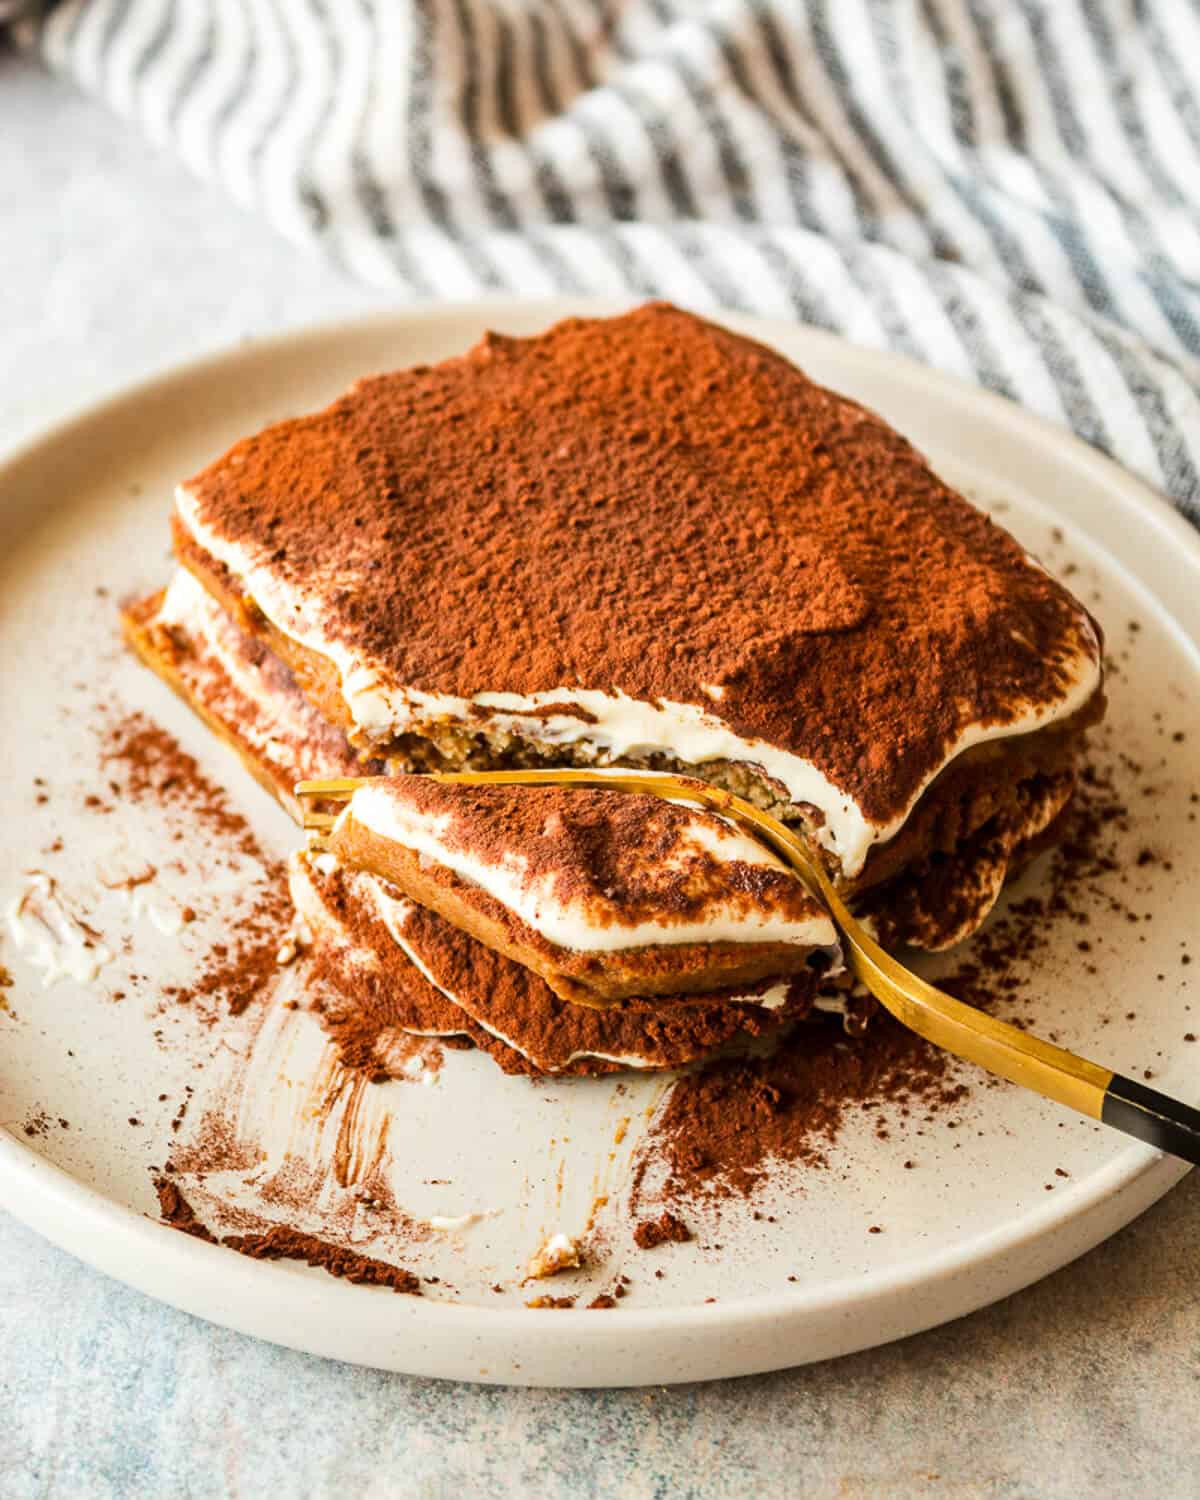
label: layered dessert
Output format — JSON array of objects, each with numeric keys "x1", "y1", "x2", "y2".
[{"x1": 124, "y1": 302, "x2": 1105, "y2": 1076}]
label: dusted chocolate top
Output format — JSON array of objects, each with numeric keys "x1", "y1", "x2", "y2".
[{"x1": 179, "y1": 304, "x2": 1101, "y2": 829}]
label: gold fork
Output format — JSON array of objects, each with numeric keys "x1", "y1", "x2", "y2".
[{"x1": 296, "y1": 768, "x2": 1200, "y2": 1165}]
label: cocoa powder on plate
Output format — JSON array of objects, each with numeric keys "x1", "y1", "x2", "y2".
[{"x1": 154, "y1": 1177, "x2": 420, "y2": 1293}]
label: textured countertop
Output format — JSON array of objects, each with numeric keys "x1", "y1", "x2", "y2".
[{"x1": 2, "y1": 49, "x2": 1198, "y2": 1500}]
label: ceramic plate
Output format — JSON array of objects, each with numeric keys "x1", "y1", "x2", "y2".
[{"x1": 0, "y1": 301, "x2": 1196, "y2": 1387}]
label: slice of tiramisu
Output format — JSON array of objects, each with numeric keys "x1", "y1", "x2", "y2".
[
  {"x1": 127, "y1": 302, "x2": 1104, "y2": 963},
  {"x1": 323, "y1": 774, "x2": 840, "y2": 1005}
]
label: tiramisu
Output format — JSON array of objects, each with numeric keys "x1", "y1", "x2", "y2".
[{"x1": 124, "y1": 302, "x2": 1105, "y2": 1075}]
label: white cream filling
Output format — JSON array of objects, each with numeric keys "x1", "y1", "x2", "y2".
[
  {"x1": 427, "y1": 1211, "x2": 490, "y2": 1232},
  {"x1": 157, "y1": 569, "x2": 314, "y2": 766},
  {"x1": 6, "y1": 874, "x2": 114, "y2": 988},
  {"x1": 179, "y1": 488, "x2": 1101, "y2": 878},
  {"x1": 527, "y1": 1231, "x2": 581, "y2": 1279},
  {"x1": 344, "y1": 781, "x2": 840, "y2": 957}
]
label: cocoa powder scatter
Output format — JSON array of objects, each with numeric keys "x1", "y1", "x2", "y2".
[
  {"x1": 633, "y1": 1211, "x2": 693, "y2": 1249},
  {"x1": 158, "y1": 1162, "x2": 425, "y2": 1294},
  {"x1": 154, "y1": 1176, "x2": 217, "y2": 1243},
  {"x1": 937, "y1": 758, "x2": 1132, "y2": 1013},
  {"x1": 221, "y1": 1227, "x2": 421, "y2": 1293},
  {"x1": 186, "y1": 897, "x2": 291, "y2": 1018},
  {"x1": 99, "y1": 710, "x2": 292, "y2": 1019},
  {"x1": 100, "y1": 710, "x2": 262, "y2": 856},
  {"x1": 634, "y1": 1015, "x2": 964, "y2": 1204}
]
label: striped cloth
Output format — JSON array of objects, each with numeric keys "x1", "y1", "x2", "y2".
[{"x1": 22, "y1": 0, "x2": 1200, "y2": 520}]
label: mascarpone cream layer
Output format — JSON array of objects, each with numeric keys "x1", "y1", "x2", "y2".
[{"x1": 158, "y1": 569, "x2": 297, "y2": 754}]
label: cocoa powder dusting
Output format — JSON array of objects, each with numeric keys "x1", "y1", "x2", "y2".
[
  {"x1": 101, "y1": 709, "x2": 291, "y2": 1019},
  {"x1": 101, "y1": 710, "x2": 259, "y2": 852},
  {"x1": 155, "y1": 1177, "x2": 420, "y2": 1291},
  {"x1": 633, "y1": 1211, "x2": 693, "y2": 1248},
  {"x1": 182, "y1": 304, "x2": 1101, "y2": 827},
  {"x1": 186, "y1": 913, "x2": 291, "y2": 1019},
  {"x1": 635, "y1": 1016, "x2": 965, "y2": 1205},
  {"x1": 221, "y1": 1227, "x2": 420, "y2": 1293}
]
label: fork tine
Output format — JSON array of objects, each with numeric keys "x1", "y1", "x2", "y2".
[
  {"x1": 294, "y1": 776, "x2": 368, "y2": 831},
  {"x1": 301, "y1": 811, "x2": 340, "y2": 831},
  {"x1": 294, "y1": 777, "x2": 367, "y2": 799}
]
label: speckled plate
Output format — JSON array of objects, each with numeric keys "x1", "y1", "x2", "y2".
[{"x1": 0, "y1": 301, "x2": 1196, "y2": 1387}]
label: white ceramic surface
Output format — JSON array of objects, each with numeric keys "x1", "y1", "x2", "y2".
[{"x1": 0, "y1": 301, "x2": 1195, "y2": 1387}]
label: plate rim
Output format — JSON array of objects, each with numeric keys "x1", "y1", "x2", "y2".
[{"x1": 1, "y1": 296, "x2": 1195, "y2": 1383}]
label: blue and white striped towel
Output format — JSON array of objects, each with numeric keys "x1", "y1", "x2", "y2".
[{"x1": 21, "y1": 0, "x2": 1200, "y2": 519}]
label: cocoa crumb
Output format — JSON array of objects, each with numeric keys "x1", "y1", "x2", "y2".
[
  {"x1": 218, "y1": 1226, "x2": 420, "y2": 1292},
  {"x1": 633, "y1": 1212, "x2": 692, "y2": 1249},
  {"x1": 154, "y1": 1176, "x2": 217, "y2": 1243}
]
